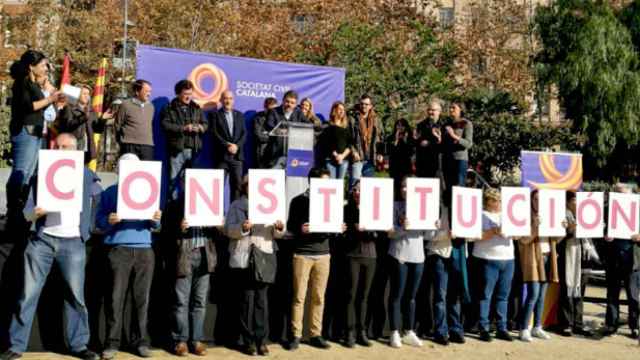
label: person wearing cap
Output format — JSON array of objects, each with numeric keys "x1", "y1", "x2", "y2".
[{"x1": 96, "y1": 153, "x2": 162, "y2": 359}]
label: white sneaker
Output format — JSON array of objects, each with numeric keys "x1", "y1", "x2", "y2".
[
  {"x1": 402, "y1": 330, "x2": 423, "y2": 347},
  {"x1": 520, "y1": 329, "x2": 533, "y2": 342},
  {"x1": 532, "y1": 326, "x2": 551, "y2": 340},
  {"x1": 390, "y1": 330, "x2": 402, "y2": 348}
]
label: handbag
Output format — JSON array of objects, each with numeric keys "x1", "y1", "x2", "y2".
[{"x1": 249, "y1": 244, "x2": 277, "y2": 284}]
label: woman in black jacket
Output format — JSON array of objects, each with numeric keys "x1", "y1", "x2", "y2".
[
  {"x1": 343, "y1": 181, "x2": 379, "y2": 347},
  {"x1": 7, "y1": 50, "x2": 63, "y2": 221},
  {"x1": 387, "y1": 118, "x2": 415, "y2": 199}
]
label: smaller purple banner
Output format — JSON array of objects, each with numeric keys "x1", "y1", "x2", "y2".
[{"x1": 286, "y1": 149, "x2": 314, "y2": 177}]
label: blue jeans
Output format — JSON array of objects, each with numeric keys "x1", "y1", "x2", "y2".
[
  {"x1": 429, "y1": 255, "x2": 464, "y2": 337},
  {"x1": 9, "y1": 233, "x2": 89, "y2": 353},
  {"x1": 388, "y1": 257, "x2": 424, "y2": 331},
  {"x1": 325, "y1": 159, "x2": 348, "y2": 179},
  {"x1": 521, "y1": 255, "x2": 550, "y2": 329},
  {"x1": 6, "y1": 128, "x2": 42, "y2": 208},
  {"x1": 477, "y1": 258, "x2": 515, "y2": 332},
  {"x1": 169, "y1": 149, "x2": 195, "y2": 200},
  {"x1": 349, "y1": 160, "x2": 375, "y2": 189},
  {"x1": 171, "y1": 248, "x2": 210, "y2": 343}
]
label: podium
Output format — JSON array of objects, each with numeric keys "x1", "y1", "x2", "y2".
[{"x1": 269, "y1": 121, "x2": 316, "y2": 217}]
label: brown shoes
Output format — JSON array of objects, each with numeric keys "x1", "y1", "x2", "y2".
[
  {"x1": 174, "y1": 342, "x2": 188, "y2": 357},
  {"x1": 258, "y1": 344, "x2": 270, "y2": 356},
  {"x1": 192, "y1": 342, "x2": 208, "y2": 356}
]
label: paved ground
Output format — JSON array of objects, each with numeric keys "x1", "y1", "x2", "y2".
[{"x1": 16, "y1": 287, "x2": 640, "y2": 360}]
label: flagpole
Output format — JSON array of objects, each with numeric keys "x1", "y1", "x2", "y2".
[{"x1": 121, "y1": 0, "x2": 128, "y2": 97}]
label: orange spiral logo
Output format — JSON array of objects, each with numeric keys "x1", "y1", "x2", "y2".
[
  {"x1": 528, "y1": 153, "x2": 582, "y2": 190},
  {"x1": 188, "y1": 63, "x2": 229, "y2": 110}
]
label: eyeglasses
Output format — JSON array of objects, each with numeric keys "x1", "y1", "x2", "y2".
[{"x1": 360, "y1": 102, "x2": 372, "y2": 106}]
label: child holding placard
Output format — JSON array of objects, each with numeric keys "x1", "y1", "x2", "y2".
[{"x1": 475, "y1": 188, "x2": 515, "y2": 342}]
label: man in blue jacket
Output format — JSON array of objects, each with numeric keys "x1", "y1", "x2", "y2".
[
  {"x1": 1, "y1": 133, "x2": 100, "y2": 360},
  {"x1": 96, "y1": 153, "x2": 162, "y2": 360}
]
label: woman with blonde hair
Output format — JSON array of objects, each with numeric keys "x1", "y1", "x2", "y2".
[
  {"x1": 474, "y1": 188, "x2": 516, "y2": 342},
  {"x1": 318, "y1": 101, "x2": 352, "y2": 179}
]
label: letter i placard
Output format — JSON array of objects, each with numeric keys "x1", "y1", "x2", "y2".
[
  {"x1": 37, "y1": 150, "x2": 85, "y2": 212},
  {"x1": 576, "y1": 192, "x2": 604, "y2": 238}
]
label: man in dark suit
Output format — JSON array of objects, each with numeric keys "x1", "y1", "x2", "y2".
[
  {"x1": 210, "y1": 90, "x2": 246, "y2": 201},
  {"x1": 264, "y1": 90, "x2": 308, "y2": 168}
]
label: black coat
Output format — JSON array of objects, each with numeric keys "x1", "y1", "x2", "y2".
[
  {"x1": 56, "y1": 104, "x2": 103, "y2": 163},
  {"x1": 209, "y1": 108, "x2": 247, "y2": 163},
  {"x1": 264, "y1": 106, "x2": 308, "y2": 166},
  {"x1": 160, "y1": 99, "x2": 208, "y2": 155}
]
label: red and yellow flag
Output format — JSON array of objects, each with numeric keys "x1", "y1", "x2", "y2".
[
  {"x1": 60, "y1": 53, "x2": 71, "y2": 86},
  {"x1": 92, "y1": 58, "x2": 108, "y2": 116}
]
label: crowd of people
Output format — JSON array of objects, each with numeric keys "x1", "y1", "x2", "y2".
[{"x1": 1, "y1": 49, "x2": 639, "y2": 360}]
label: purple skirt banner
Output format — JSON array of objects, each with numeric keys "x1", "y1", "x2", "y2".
[
  {"x1": 520, "y1": 150, "x2": 583, "y2": 190},
  {"x1": 136, "y1": 44, "x2": 345, "y2": 166}
]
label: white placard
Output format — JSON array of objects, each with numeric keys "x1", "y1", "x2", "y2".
[
  {"x1": 538, "y1": 189, "x2": 566, "y2": 237},
  {"x1": 117, "y1": 160, "x2": 162, "y2": 220},
  {"x1": 576, "y1": 192, "x2": 604, "y2": 238},
  {"x1": 451, "y1": 186, "x2": 482, "y2": 238},
  {"x1": 185, "y1": 169, "x2": 225, "y2": 227},
  {"x1": 61, "y1": 84, "x2": 81, "y2": 105},
  {"x1": 607, "y1": 192, "x2": 640, "y2": 239},
  {"x1": 309, "y1": 178, "x2": 344, "y2": 233},
  {"x1": 248, "y1": 169, "x2": 286, "y2": 225},
  {"x1": 359, "y1": 178, "x2": 394, "y2": 231},
  {"x1": 36, "y1": 149, "x2": 84, "y2": 212},
  {"x1": 501, "y1": 187, "x2": 531, "y2": 237},
  {"x1": 406, "y1": 178, "x2": 440, "y2": 230}
]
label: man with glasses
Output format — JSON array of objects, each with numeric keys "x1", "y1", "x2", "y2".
[
  {"x1": 348, "y1": 94, "x2": 384, "y2": 190},
  {"x1": 264, "y1": 90, "x2": 308, "y2": 169}
]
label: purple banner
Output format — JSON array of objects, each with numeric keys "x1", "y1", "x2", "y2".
[
  {"x1": 286, "y1": 149, "x2": 314, "y2": 177},
  {"x1": 520, "y1": 151, "x2": 582, "y2": 190},
  {"x1": 136, "y1": 45, "x2": 345, "y2": 167}
]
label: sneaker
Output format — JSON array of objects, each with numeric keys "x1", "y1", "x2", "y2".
[
  {"x1": 357, "y1": 330, "x2": 372, "y2": 347},
  {"x1": 174, "y1": 342, "x2": 188, "y2": 357},
  {"x1": 402, "y1": 330, "x2": 423, "y2": 347},
  {"x1": 309, "y1": 336, "x2": 331, "y2": 349},
  {"x1": 0, "y1": 351, "x2": 22, "y2": 360},
  {"x1": 520, "y1": 329, "x2": 533, "y2": 342},
  {"x1": 532, "y1": 327, "x2": 551, "y2": 340},
  {"x1": 496, "y1": 330, "x2": 514, "y2": 342},
  {"x1": 390, "y1": 331, "x2": 402, "y2": 348},
  {"x1": 100, "y1": 349, "x2": 117, "y2": 360},
  {"x1": 136, "y1": 346, "x2": 152, "y2": 358},
  {"x1": 479, "y1": 330, "x2": 493, "y2": 342},
  {"x1": 288, "y1": 337, "x2": 301, "y2": 351}
]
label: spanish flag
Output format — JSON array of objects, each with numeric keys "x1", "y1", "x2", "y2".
[{"x1": 89, "y1": 58, "x2": 108, "y2": 171}]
